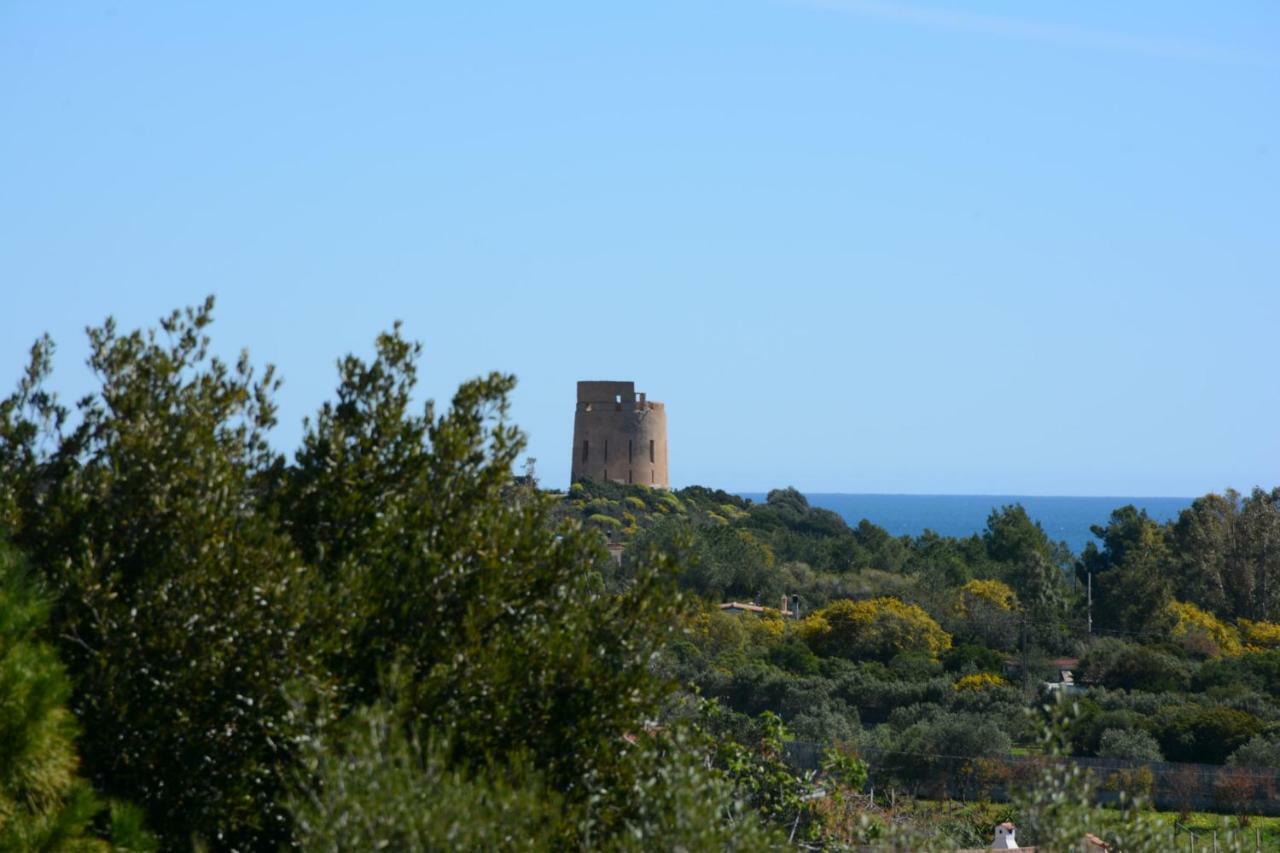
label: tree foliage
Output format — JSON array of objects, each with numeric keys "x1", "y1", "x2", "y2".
[
  {"x1": 0, "y1": 300, "x2": 318, "y2": 849},
  {"x1": 800, "y1": 597, "x2": 951, "y2": 662},
  {"x1": 0, "y1": 541, "x2": 154, "y2": 852}
]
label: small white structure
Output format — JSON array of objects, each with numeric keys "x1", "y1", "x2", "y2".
[
  {"x1": 1044, "y1": 667, "x2": 1084, "y2": 697},
  {"x1": 992, "y1": 821, "x2": 1019, "y2": 849}
]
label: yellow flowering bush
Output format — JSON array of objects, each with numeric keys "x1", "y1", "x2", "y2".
[
  {"x1": 1238, "y1": 619, "x2": 1280, "y2": 652},
  {"x1": 800, "y1": 597, "x2": 952, "y2": 662},
  {"x1": 1167, "y1": 600, "x2": 1242, "y2": 658},
  {"x1": 957, "y1": 578, "x2": 1018, "y2": 615},
  {"x1": 953, "y1": 672, "x2": 1007, "y2": 692},
  {"x1": 746, "y1": 616, "x2": 786, "y2": 645}
]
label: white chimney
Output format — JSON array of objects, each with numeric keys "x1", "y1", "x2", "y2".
[{"x1": 992, "y1": 822, "x2": 1019, "y2": 849}]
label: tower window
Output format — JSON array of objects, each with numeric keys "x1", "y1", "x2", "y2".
[
  {"x1": 628, "y1": 469, "x2": 633, "y2": 483},
  {"x1": 581, "y1": 440, "x2": 589, "y2": 462},
  {"x1": 649, "y1": 439, "x2": 655, "y2": 463},
  {"x1": 651, "y1": 469, "x2": 655, "y2": 484}
]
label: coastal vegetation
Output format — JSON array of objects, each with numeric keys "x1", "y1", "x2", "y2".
[{"x1": 0, "y1": 301, "x2": 1276, "y2": 849}]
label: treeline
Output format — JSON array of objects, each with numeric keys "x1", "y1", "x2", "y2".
[
  {"x1": 0, "y1": 301, "x2": 787, "y2": 850},
  {"x1": 2, "y1": 300, "x2": 1276, "y2": 849},
  {"x1": 561, "y1": 480, "x2": 1280, "y2": 787}
]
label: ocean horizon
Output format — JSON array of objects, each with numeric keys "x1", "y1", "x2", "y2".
[{"x1": 736, "y1": 492, "x2": 1193, "y2": 556}]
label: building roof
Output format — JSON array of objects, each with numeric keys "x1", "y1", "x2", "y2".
[
  {"x1": 719, "y1": 601, "x2": 768, "y2": 613},
  {"x1": 718, "y1": 601, "x2": 794, "y2": 617}
]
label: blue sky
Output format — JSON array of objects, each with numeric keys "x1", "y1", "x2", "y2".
[{"x1": 2, "y1": 2, "x2": 1277, "y2": 495}]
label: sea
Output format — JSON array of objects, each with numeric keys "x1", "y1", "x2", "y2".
[{"x1": 736, "y1": 493, "x2": 1193, "y2": 557}]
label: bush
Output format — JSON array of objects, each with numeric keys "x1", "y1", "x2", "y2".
[
  {"x1": 1080, "y1": 639, "x2": 1190, "y2": 692},
  {"x1": 953, "y1": 672, "x2": 1007, "y2": 693},
  {"x1": 1239, "y1": 619, "x2": 1280, "y2": 652},
  {"x1": 1196, "y1": 650, "x2": 1280, "y2": 699},
  {"x1": 1097, "y1": 728, "x2": 1163, "y2": 762},
  {"x1": 1068, "y1": 706, "x2": 1147, "y2": 757},
  {"x1": 1167, "y1": 600, "x2": 1243, "y2": 658},
  {"x1": 943, "y1": 643, "x2": 1005, "y2": 674},
  {"x1": 801, "y1": 597, "x2": 952, "y2": 663},
  {"x1": 1156, "y1": 706, "x2": 1265, "y2": 764},
  {"x1": 1226, "y1": 734, "x2": 1280, "y2": 768},
  {"x1": 290, "y1": 702, "x2": 776, "y2": 851},
  {"x1": 588, "y1": 513, "x2": 623, "y2": 529},
  {"x1": 880, "y1": 713, "x2": 1012, "y2": 795}
]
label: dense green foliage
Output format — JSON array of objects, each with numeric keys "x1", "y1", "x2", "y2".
[
  {"x1": 567, "y1": 478, "x2": 1280, "y2": 814},
  {"x1": 0, "y1": 302, "x2": 779, "y2": 850},
  {"x1": 0, "y1": 303, "x2": 319, "y2": 848},
  {"x1": 0, "y1": 541, "x2": 153, "y2": 851},
  {"x1": 2, "y1": 299, "x2": 1278, "y2": 850}
]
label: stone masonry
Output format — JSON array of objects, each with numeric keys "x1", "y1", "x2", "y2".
[{"x1": 570, "y1": 381, "x2": 668, "y2": 489}]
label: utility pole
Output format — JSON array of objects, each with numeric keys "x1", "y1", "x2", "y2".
[{"x1": 1087, "y1": 571, "x2": 1093, "y2": 637}]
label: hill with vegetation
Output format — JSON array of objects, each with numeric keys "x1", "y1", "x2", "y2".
[{"x1": 559, "y1": 479, "x2": 1280, "y2": 832}]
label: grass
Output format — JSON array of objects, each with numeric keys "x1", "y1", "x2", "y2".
[
  {"x1": 1159, "y1": 811, "x2": 1280, "y2": 847},
  {"x1": 881, "y1": 799, "x2": 1280, "y2": 849}
]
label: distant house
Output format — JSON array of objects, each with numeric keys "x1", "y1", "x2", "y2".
[
  {"x1": 1044, "y1": 665, "x2": 1084, "y2": 696},
  {"x1": 1003, "y1": 656, "x2": 1081, "y2": 693},
  {"x1": 719, "y1": 595, "x2": 798, "y2": 618}
]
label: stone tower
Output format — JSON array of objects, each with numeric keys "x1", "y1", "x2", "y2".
[{"x1": 570, "y1": 381, "x2": 668, "y2": 488}]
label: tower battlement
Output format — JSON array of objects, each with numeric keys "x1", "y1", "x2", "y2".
[{"x1": 570, "y1": 381, "x2": 669, "y2": 488}]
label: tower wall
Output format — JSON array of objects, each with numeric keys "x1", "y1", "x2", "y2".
[{"x1": 570, "y1": 381, "x2": 669, "y2": 489}]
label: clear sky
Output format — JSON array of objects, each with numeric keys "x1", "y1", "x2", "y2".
[{"x1": 2, "y1": 2, "x2": 1277, "y2": 496}]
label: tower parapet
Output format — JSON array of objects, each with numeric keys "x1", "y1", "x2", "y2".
[{"x1": 570, "y1": 381, "x2": 669, "y2": 488}]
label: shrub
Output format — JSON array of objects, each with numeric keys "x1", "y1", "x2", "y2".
[
  {"x1": 1195, "y1": 649, "x2": 1280, "y2": 699},
  {"x1": 1213, "y1": 768, "x2": 1261, "y2": 826},
  {"x1": 1156, "y1": 706, "x2": 1265, "y2": 764},
  {"x1": 954, "y1": 672, "x2": 1007, "y2": 692},
  {"x1": 880, "y1": 712, "x2": 1011, "y2": 794},
  {"x1": 1103, "y1": 766, "x2": 1155, "y2": 803},
  {"x1": 1079, "y1": 639, "x2": 1190, "y2": 692},
  {"x1": 1226, "y1": 734, "x2": 1280, "y2": 768},
  {"x1": 943, "y1": 643, "x2": 1005, "y2": 674},
  {"x1": 1097, "y1": 728, "x2": 1163, "y2": 762},
  {"x1": 957, "y1": 578, "x2": 1017, "y2": 613},
  {"x1": 800, "y1": 597, "x2": 952, "y2": 663},
  {"x1": 1239, "y1": 619, "x2": 1280, "y2": 652},
  {"x1": 1068, "y1": 706, "x2": 1146, "y2": 757},
  {"x1": 1167, "y1": 600, "x2": 1243, "y2": 657},
  {"x1": 768, "y1": 640, "x2": 821, "y2": 676},
  {"x1": 290, "y1": 702, "x2": 776, "y2": 851}
]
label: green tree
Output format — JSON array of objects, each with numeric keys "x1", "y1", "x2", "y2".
[
  {"x1": 279, "y1": 327, "x2": 767, "y2": 845},
  {"x1": 1169, "y1": 489, "x2": 1280, "y2": 621},
  {"x1": 0, "y1": 300, "x2": 321, "y2": 849},
  {"x1": 1079, "y1": 506, "x2": 1173, "y2": 634},
  {"x1": 0, "y1": 541, "x2": 154, "y2": 852},
  {"x1": 984, "y1": 504, "x2": 1054, "y2": 567}
]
